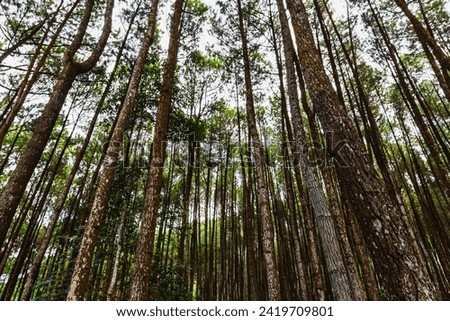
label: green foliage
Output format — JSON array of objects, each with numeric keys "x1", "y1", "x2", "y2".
[
  {"x1": 191, "y1": 50, "x2": 223, "y2": 69},
  {"x1": 400, "y1": 53, "x2": 425, "y2": 74},
  {"x1": 149, "y1": 265, "x2": 192, "y2": 300},
  {"x1": 186, "y1": 0, "x2": 209, "y2": 16}
]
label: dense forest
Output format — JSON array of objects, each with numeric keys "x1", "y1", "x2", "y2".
[{"x1": 0, "y1": 0, "x2": 449, "y2": 301}]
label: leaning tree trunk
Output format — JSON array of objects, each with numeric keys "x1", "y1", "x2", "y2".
[
  {"x1": 21, "y1": 6, "x2": 138, "y2": 300},
  {"x1": 0, "y1": 0, "x2": 114, "y2": 249},
  {"x1": 392, "y1": 0, "x2": 450, "y2": 94},
  {"x1": 129, "y1": 0, "x2": 184, "y2": 301},
  {"x1": 0, "y1": 8, "x2": 59, "y2": 64},
  {"x1": 276, "y1": 0, "x2": 355, "y2": 300},
  {"x1": 66, "y1": 0, "x2": 159, "y2": 301},
  {"x1": 286, "y1": 0, "x2": 437, "y2": 300},
  {"x1": 0, "y1": 1, "x2": 79, "y2": 150}
]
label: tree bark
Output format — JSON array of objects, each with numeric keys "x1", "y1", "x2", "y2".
[
  {"x1": 21, "y1": 7, "x2": 137, "y2": 300},
  {"x1": 66, "y1": 0, "x2": 159, "y2": 301},
  {"x1": 236, "y1": 0, "x2": 280, "y2": 301},
  {"x1": 277, "y1": 0, "x2": 354, "y2": 300},
  {"x1": 129, "y1": 0, "x2": 184, "y2": 301},
  {"x1": 286, "y1": 0, "x2": 437, "y2": 300}
]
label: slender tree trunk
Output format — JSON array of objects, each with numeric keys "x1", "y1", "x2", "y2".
[
  {"x1": 3, "y1": 106, "x2": 78, "y2": 300},
  {"x1": 368, "y1": 2, "x2": 450, "y2": 200},
  {"x1": 277, "y1": 0, "x2": 354, "y2": 300},
  {"x1": 0, "y1": 125, "x2": 23, "y2": 176},
  {"x1": 236, "y1": 0, "x2": 280, "y2": 300},
  {"x1": 392, "y1": 0, "x2": 450, "y2": 99},
  {"x1": 21, "y1": 11, "x2": 137, "y2": 300},
  {"x1": 0, "y1": 8, "x2": 59, "y2": 64},
  {"x1": 106, "y1": 204, "x2": 127, "y2": 301},
  {"x1": 177, "y1": 141, "x2": 195, "y2": 264},
  {"x1": 66, "y1": 0, "x2": 158, "y2": 301},
  {"x1": 129, "y1": 0, "x2": 184, "y2": 301}
]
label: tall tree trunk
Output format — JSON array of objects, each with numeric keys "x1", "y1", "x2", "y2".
[
  {"x1": 286, "y1": 0, "x2": 437, "y2": 300},
  {"x1": 0, "y1": 7, "x2": 59, "y2": 64},
  {"x1": 236, "y1": 0, "x2": 280, "y2": 301},
  {"x1": 105, "y1": 202, "x2": 127, "y2": 301},
  {"x1": 3, "y1": 107, "x2": 78, "y2": 300},
  {"x1": 21, "y1": 10, "x2": 137, "y2": 300},
  {"x1": 129, "y1": 0, "x2": 184, "y2": 301},
  {"x1": 276, "y1": 0, "x2": 354, "y2": 300},
  {"x1": 392, "y1": 0, "x2": 450, "y2": 101},
  {"x1": 66, "y1": 0, "x2": 159, "y2": 301},
  {"x1": 367, "y1": 2, "x2": 450, "y2": 200},
  {"x1": 177, "y1": 141, "x2": 195, "y2": 264},
  {"x1": 234, "y1": 86, "x2": 260, "y2": 300}
]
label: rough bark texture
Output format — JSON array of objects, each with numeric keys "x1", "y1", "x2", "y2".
[
  {"x1": 65, "y1": 0, "x2": 159, "y2": 301},
  {"x1": 277, "y1": 0, "x2": 355, "y2": 300},
  {"x1": 6, "y1": 111, "x2": 79, "y2": 300},
  {"x1": 314, "y1": 0, "x2": 375, "y2": 299},
  {"x1": 286, "y1": 0, "x2": 437, "y2": 300},
  {"x1": 0, "y1": 63, "x2": 75, "y2": 248},
  {"x1": 129, "y1": 0, "x2": 184, "y2": 301}
]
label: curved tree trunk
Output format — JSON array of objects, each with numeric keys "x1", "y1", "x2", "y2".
[
  {"x1": 0, "y1": 1, "x2": 79, "y2": 150},
  {"x1": 21, "y1": 7, "x2": 137, "y2": 300}
]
